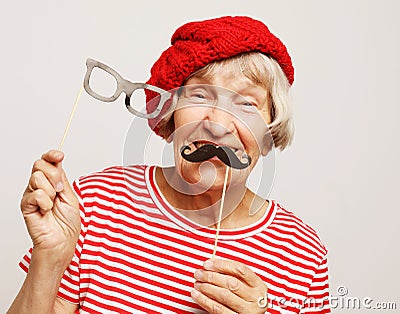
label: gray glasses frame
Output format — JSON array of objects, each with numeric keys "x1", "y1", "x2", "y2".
[{"x1": 83, "y1": 58, "x2": 171, "y2": 119}]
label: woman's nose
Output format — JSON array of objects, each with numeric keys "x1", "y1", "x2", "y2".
[{"x1": 203, "y1": 104, "x2": 235, "y2": 138}]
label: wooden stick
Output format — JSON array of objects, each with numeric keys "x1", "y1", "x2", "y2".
[
  {"x1": 212, "y1": 166, "x2": 229, "y2": 258},
  {"x1": 58, "y1": 84, "x2": 84, "y2": 150}
]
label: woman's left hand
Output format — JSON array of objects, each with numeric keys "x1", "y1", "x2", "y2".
[{"x1": 191, "y1": 258, "x2": 268, "y2": 313}]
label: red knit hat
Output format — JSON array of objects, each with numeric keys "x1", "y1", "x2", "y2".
[{"x1": 146, "y1": 16, "x2": 294, "y2": 136}]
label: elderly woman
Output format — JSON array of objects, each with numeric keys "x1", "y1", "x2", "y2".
[{"x1": 9, "y1": 16, "x2": 330, "y2": 313}]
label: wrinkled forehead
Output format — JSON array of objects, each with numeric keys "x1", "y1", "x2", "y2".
[{"x1": 184, "y1": 75, "x2": 269, "y2": 108}]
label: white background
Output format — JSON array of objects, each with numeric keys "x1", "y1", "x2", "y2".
[{"x1": 1, "y1": 0, "x2": 399, "y2": 312}]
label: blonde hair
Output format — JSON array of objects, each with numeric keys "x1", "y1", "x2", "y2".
[{"x1": 156, "y1": 52, "x2": 294, "y2": 150}]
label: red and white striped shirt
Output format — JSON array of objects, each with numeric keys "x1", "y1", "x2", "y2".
[{"x1": 21, "y1": 165, "x2": 330, "y2": 313}]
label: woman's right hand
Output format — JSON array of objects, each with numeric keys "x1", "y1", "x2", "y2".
[{"x1": 20, "y1": 150, "x2": 81, "y2": 266}]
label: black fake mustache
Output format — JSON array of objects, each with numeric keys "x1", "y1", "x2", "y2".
[{"x1": 180, "y1": 144, "x2": 251, "y2": 169}]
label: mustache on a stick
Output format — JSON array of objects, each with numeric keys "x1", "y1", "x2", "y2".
[{"x1": 180, "y1": 144, "x2": 251, "y2": 169}]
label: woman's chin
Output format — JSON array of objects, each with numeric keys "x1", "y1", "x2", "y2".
[
  {"x1": 180, "y1": 161, "x2": 225, "y2": 190},
  {"x1": 178, "y1": 160, "x2": 250, "y2": 194}
]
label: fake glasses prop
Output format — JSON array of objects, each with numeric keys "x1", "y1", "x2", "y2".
[{"x1": 83, "y1": 58, "x2": 171, "y2": 119}]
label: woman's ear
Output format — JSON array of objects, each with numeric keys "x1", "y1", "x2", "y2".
[
  {"x1": 165, "y1": 117, "x2": 175, "y2": 143},
  {"x1": 166, "y1": 132, "x2": 174, "y2": 143},
  {"x1": 156, "y1": 111, "x2": 175, "y2": 143},
  {"x1": 261, "y1": 133, "x2": 273, "y2": 156}
]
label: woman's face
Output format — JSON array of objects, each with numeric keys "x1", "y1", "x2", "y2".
[{"x1": 170, "y1": 68, "x2": 273, "y2": 191}]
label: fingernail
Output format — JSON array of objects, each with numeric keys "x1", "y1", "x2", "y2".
[
  {"x1": 194, "y1": 282, "x2": 201, "y2": 289},
  {"x1": 203, "y1": 259, "x2": 214, "y2": 270},
  {"x1": 56, "y1": 182, "x2": 64, "y2": 192},
  {"x1": 194, "y1": 270, "x2": 203, "y2": 280},
  {"x1": 191, "y1": 289, "x2": 200, "y2": 298}
]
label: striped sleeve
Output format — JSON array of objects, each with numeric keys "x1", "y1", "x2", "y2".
[{"x1": 300, "y1": 255, "x2": 330, "y2": 313}]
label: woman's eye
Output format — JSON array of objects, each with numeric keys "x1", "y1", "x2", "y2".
[
  {"x1": 187, "y1": 89, "x2": 209, "y2": 101},
  {"x1": 193, "y1": 93, "x2": 206, "y2": 98},
  {"x1": 237, "y1": 101, "x2": 258, "y2": 113},
  {"x1": 240, "y1": 102, "x2": 256, "y2": 107}
]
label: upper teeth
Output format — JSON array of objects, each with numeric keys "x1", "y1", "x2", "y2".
[
  {"x1": 195, "y1": 142, "x2": 208, "y2": 148},
  {"x1": 194, "y1": 142, "x2": 238, "y2": 152}
]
